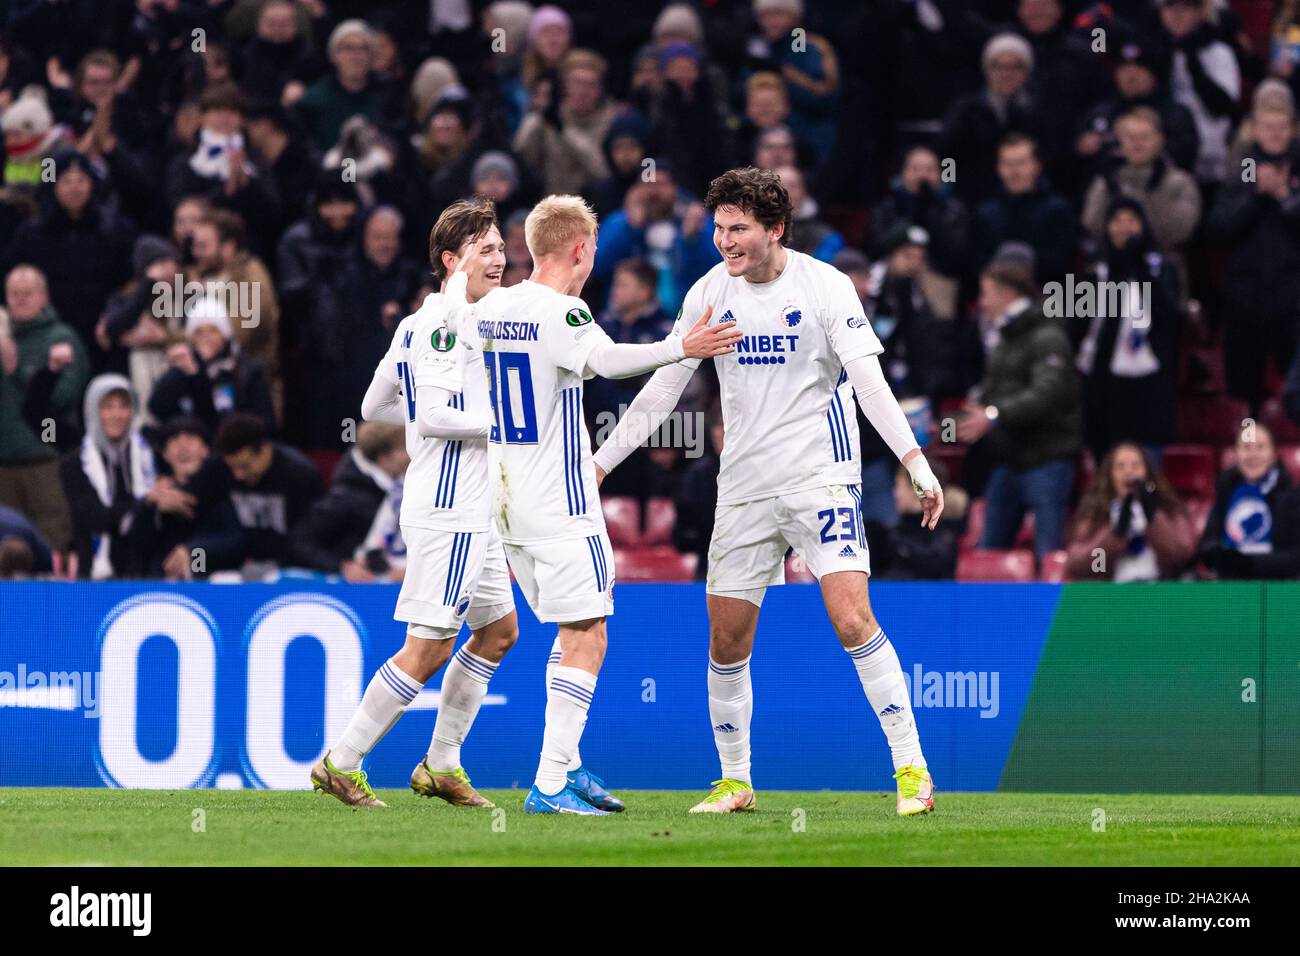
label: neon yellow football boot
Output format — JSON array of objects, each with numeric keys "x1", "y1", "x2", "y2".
[
  {"x1": 688, "y1": 778, "x2": 757, "y2": 814},
  {"x1": 894, "y1": 765, "x2": 935, "y2": 816},
  {"x1": 409, "y1": 760, "x2": 495, "y2": 807},
  {"x1": 310, "y1": 752, "x2": 386, "y2": 808}
]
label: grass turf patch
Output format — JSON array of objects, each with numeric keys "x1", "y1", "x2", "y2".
[{"x1": 3, "y1": 789, "x2": 1299, "y2": 866}]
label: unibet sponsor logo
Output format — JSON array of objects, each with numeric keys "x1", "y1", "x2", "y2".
[
  {"x1": 432, "y1": 329, "x2": 456, "y2": 351},
  {"x1": 735, "y1": 333, "x2": 797, "y2": 365},
  {"x1": 565, "y1": 308, "x2": 593, "y2": 327}
]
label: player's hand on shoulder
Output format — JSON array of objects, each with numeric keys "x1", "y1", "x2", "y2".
[{"x1": 681, "y1": 305, "x2": 742, "y2": 359}]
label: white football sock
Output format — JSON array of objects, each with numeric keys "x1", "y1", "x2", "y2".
[
  {"x1": 331, "y1": 658, "x2": 424, "y2": 772},
  {"x1": 547, "y1": 637, "x2": 583, "y2": 771},
  {"x1": 535, "y1": 665, "x2": 597, "y2": 795},
  {"x1": 708, "y1": 655, "x2": 752, "y2": 785},
  {"x1": 845, "y1": 628, "x2": 926, "y2": 770},
  {"x1": 426, "y1": 645, "x2": 499, "y2": 772}
]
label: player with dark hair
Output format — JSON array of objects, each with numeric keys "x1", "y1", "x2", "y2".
[
  {"x1": 310, "y1": 197, "x2": 522, "y2": 810},
  {"x1": 595, "y1": 167, "x2": 945, "y2": 816}
]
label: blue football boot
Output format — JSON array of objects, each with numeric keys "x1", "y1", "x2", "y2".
[
  {"x1": 566, "y1": 766, "x2": 625, "y2": 812},
  {"x1": 523, "y1": 784, "x2": 611, "y2": 815}
]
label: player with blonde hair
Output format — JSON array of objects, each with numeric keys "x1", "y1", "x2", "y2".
[{"x1": 446, "y1": 194, "x2": 741, "y2": 813}]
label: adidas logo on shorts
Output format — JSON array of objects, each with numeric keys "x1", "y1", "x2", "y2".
[{"x1": 838, "y1": 545, "x2": 856, "y2": 558}]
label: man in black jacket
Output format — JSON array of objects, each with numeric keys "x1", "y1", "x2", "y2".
[
  {"x1": 970, "y1": 133, "x2": 1077, "y2": 287},
  {"x1": 1206, "y1": 133, "x2": 1300, "y2": 414},
  {"x1": 957, "y1": 259, "x2": 1082, "y2": 558},
  {"x1": 287, "y1": 421, "x2": 409, "y2": 579},
  {"x1": 1075, "y1": 32, "x2": 1200, "y2": 179}
]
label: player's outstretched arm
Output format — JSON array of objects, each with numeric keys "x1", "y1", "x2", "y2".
[
  {"x1": 583, "y1": 306, "x2": 741, "y2": 380},
  {"x1": 360, "y1": 373, "x2": 405, "y2": 425},
  {"x1": 843, "y1": 353, "x2": 945, "y2": 530},
  {"x1": 592, "y1": 361, "x2": 696, "y2": 483},
  {"x1": 414, "y1": 383, "x2": 492, "y2": 440}
]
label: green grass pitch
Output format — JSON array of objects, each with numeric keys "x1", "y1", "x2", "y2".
[{"x1": 4, "y1": 789, "x2": 1299, "y2": 866}]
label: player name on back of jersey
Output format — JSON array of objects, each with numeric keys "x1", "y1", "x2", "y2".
[{"x1": 478, "y1": 319, "x2": 539, "y2": 342}]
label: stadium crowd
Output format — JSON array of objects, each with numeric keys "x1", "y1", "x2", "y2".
[{"x1": 1, "y1": 0, "x2": 1299, "y2": 584}]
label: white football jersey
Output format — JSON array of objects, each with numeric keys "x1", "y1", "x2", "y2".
[
  {"x1": 460, "y1": 280, "x2": 612, "y2": 544},
  {"x1": 373, "y1": 293, "x2": 490, "y2": 532},
  {"x1": 675, "y1": 249, "x2": 883, "y2": 505}
]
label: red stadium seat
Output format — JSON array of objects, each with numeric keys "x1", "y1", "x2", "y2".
[
  {"x1": 1260, "y1": 398, "x2": 1300, "y2": 444},
  {"x1": 785, "y1": 552, "x2": 816, "y2": 583},
  {"x1": 613, "y1": 546, "x2": 697, "y2": 582},
  {"x1": 1076, "y1": 448, "x2": 1096, "y2": 498},
  {"x1": 1161, "y1": 444, "x2": 1216, "y2": 499},
  {"x1": 1281, "y1": 445, "x2": 1300, "y2": 483},
  {"x1": 926, "y1": 443, "x2": 966, "y2": 487},
  {"x1": 956, "y1": 548, "x2": 1035, "y2": 582},
  {"x1": 825, "y1": 205, "x2": 869, "y2": 249},
  {"x1": 1015, "y1": 512, "x2": 1036, "y2": 549},
  {"x1": 960, "y1": 498, "x2": 1035, "y2": 552},
  {"x1": 1039, "y1": 549, "x2": 1069, "y2": 583},
  {"x1": 1185, "y1": 497, "x2": 1214, "y2": 539},
  {"x1": 642, "y1": 497, "x2": 675, "y2": 546},
  {"x1": 305, "y1": 449, "x2": 342, "y2": 486},
  {"x1": 1176, "y1": 395, "x2": 1250, "y2": 443},
  {"x1": 960, "y1": 498, "x2": 985, "y2": 552},
  {"x1": 602, "y1": 497, "x2": 641, "y2": 547}
]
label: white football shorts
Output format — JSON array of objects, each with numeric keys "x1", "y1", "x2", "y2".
[
  {"x1": 504, "y1": 531, "x2": 615, "y2": 624},
  {"x1": 706, "y1": 484, "x2": 870, "y2": 599},
  {"x1": 394, "y1": 522, "x2": 514, "y2": 634}
]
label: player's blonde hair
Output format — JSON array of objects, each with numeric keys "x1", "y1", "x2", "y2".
[{"x1": 524, "y1": 195, "x2": 597, "y2": 260}]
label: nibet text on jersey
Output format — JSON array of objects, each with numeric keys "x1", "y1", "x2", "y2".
[{"x1": 735, "y1": 333, "x2": 798, "y2": 365}]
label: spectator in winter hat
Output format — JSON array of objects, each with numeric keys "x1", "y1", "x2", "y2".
[
  {"x1": 1, "y1": 85, "x2": 70, "y2": 188},
  {"x1": 0, "y1": 149, "x2": 135, "y2": 356},
  {"x1": 591, "y1": 110, "x2": 652, "y2": 219},
  {"x1": 98, "y1": 234, "x2": 185, "y2": 410},
  {"x1": 940, "y1": 32, "x2": 1045, "y2": 203},
  {"x1": 147, "y1": 294, "x2": 275, "y2": 434}
]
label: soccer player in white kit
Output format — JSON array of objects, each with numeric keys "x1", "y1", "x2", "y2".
[
  {"x1": 448, "y1": 195, "x2": 741, "y2": 814},
  {"x1": 310, "y1": 199, "x2": 524, "y2": 810},
  {"x1": 593, "y1": 168, "x2": 946, "y2": 816}
]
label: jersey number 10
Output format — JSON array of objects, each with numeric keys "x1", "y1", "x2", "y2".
[{"x1": 485, "y1": 351, "x2": 539, "y2": 444}]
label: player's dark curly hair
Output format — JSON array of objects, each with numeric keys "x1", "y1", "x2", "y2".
[
  {"x1": 428, "y1": 195, "x2": 499, "y2": 281},
  {"x1": 704, "y1": 167, "x2": 792, "y2": 246}
]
